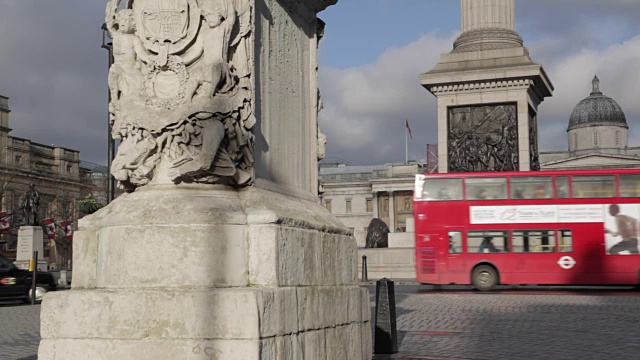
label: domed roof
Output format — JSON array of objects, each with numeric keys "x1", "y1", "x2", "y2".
[{"x1": 568, "y1": 76, "x2": 627, "y2": 131}]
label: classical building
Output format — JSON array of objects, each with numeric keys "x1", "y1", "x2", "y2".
[
  {"x1": 540, "y1": 76, "x2": 640, "y2": 169},
  {"x1": 319, "y1": 162, "x2": 421, "y2": 247},
  {"x1": 0, "y1": 95, "x2": 89, "y2": 269}
]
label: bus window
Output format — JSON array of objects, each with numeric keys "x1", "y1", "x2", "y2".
[
  {"x1": 511, "y1": 177, "x2": 552, "y2": 199},
  {"x1": 558, "y1": 230, "x2": 573, "y2": 252},
  {"x1": 512, "y1": 230, "x2": 556, "y2": 253},
  {"x1": 448, "y1": 231, "x2": 462, "y2": 254},
  {"x1": 466, "y1": 178, "x2": 507, "y2": 200},
  {"x1": 556, "y1": 176, "x2": 569, "y2": 198},
  {"x1": 468, "y1": 231, "x2": 508, "y2": 253},
  {"x1": 571, "y1": 175, "x2": 615, "y2": 198},
  {"x1": 619, "y1": 175, "x2": 640, "y2": 198},
  {"x1": 418, "y1": 178, "x2": 463, "y2": 201}
]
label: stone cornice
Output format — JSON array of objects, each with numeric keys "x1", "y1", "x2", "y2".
[
  {"x1": 276, "y1": 0, "x2": 337, "y2": 22},
  {"x1": 428, "y1": 79, "x2": 535, "y2": 95}
]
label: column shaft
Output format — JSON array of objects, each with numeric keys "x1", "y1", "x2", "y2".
[{"x1": 460, "y1": 0, "x2": 515, "y2": 33}]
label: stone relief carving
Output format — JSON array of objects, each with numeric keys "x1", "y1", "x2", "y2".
[
  {"x1": 448, "y1": 105, "x2": 518, "y2": 172},
  {"x1": 106, "y1": 0, "x2": 255, "y2": 191},
  {"x1": 529, "y1": 112, "x2": 540, "y2": 171}
]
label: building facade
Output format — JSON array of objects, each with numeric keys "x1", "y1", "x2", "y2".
[
  {"x1": 0, "y1": 95, "x2": 90, "y2": 269},
  {"x1": 319, "y1": 162, "x2": 421, "y2": 247}
]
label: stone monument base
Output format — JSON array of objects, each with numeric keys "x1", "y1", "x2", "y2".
[
  {"x1": 14, "y1": 226, "x2": 47, "y2": 271},
  {"x1": 39, "y1": 185, "x2": 371, "y2": 359}
]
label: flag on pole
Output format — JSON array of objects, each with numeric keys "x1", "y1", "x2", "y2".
[
  {"x1": 43, "y1": 218, "x2": 56, "y2": 239},
  {"x1": 405, "y1": 119, "x2": 413, "y2": 140},
  {"x1": 62, "y1": 221, "x2": 73, "y2": 240},
  {"x1": 0, "y1": 212, "x2": 10, "y2": 231}
]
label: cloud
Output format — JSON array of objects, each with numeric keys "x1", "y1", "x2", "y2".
[
  {"x1": 319, "y1": 1, "x2": 640, "y2": 165},
  {"x1": 0, "y1": 1, "x2": 108, "y2": 164},
  {"x1": 319, "y1": 32, "x2": 456, "y2": 165},
  {"x1": 1, "y1": 0, "x2": 639, "y2": 169}
]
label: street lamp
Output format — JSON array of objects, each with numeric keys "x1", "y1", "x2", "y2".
[{"x1": 101, "y1": 23, "x2": 116, "y2": 203}]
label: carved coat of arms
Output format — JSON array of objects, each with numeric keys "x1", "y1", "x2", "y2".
[
  {"x1": 133, "y1": 0, "x2": 200, "y2": 56},
  {"x1": 106, "y1": 0, "x2": 256, "y2": 190},
  {"x1": 141, "y1": 0, "x2": 189, "y2": 44}
]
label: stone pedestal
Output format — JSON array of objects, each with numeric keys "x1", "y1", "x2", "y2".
[
  {"x1": 39, "y1": 0, "x2": 371, "y2": 357},
  {"x1": 420, "y1": 0, "x2": 553, "y2": 173},
  {"x1": 14, "y1": 226, "x2": 47, "y2": 271},
  {"x1": 39, "y1": 185, "x2": 371, "y2": 359}
]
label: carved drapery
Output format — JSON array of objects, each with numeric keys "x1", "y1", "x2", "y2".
[
  {"x1": 448, "y1": 104, "x2": 518, "y2": 172},
  {"x1": 105, "y1": 0, "x2": 255, "y2": 191}
]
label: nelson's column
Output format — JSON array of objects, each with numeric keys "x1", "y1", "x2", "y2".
[
  {"x1": 38, "y1": 0, "x2": 372, "y2": 359},
  {"x1": 421, "y1": 0, "x2": 554, "y2": 173}
]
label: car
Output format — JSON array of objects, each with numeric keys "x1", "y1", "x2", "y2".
[{"x1": 0, "y1": 254, "x2": 57, "y2": 303}]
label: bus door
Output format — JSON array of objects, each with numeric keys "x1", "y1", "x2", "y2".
[
  {"x1": 446, "y1": 229, "x2": 466, "y2": 273},
  {"x1": 416, "y1": 233, "x2": 439, "y2": 282}
]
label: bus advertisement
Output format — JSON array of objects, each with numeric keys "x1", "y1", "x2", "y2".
[{"x1": 413, "y1": 169, "x2": 640, "y2": 290}]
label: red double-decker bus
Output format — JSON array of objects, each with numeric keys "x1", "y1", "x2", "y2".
[{"x1": 413, "y1": 169, "x2": 640, "y2": 290}]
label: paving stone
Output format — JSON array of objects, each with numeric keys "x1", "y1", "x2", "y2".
[
  {"x1": 372, "y1": 287, "x2": 640, "y2": 360},
  {"x1": 4, "y1": 288, "x2": 640, "y2": 359},
  {"x1": 0, "y1": 302, "x2": 40, "y2": 360}
]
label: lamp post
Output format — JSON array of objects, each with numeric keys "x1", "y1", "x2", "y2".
[{"x1": 101, "y1": 23, "x2": 116, "y2": 203}]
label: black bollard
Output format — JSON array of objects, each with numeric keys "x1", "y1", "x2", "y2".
[
  {"x1": 374, "y1": 278, "x2": 398, "y2": 354},
  {"x1": 31, "y1": 251, "x2": 38, "y2": 305},
  {"x1": 362, "y1": 255, "x2": 368, "y2": 282}
]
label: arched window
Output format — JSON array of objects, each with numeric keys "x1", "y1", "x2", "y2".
[
  {"x1": 593, "y1": 132, "x2": 599, "y2": 147},
  {"x1": 615, "y1": 131, "x2": 621, "y2": 146},
  {"x1": 573, "y1": 133, "x2": 578, "y2": 149}
]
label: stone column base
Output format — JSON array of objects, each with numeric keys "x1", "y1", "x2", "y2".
[{"x1": 38, "y1": 185, "x2": 372, "y2": 359}]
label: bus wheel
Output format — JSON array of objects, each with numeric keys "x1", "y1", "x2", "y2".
[{"x1": 472, "y1": 265, "x2": 498, "y2": 291}]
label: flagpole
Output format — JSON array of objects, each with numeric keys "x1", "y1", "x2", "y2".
[{"x1": 405, "y1": 127, "x2": 408, "y2": 164}]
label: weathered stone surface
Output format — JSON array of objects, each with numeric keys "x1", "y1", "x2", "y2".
[
  {"x1": 95, "y1": 224, "x2": 248, "y2": 288},
  {"x1": 39, "y1": 187, "x2": 371, "y2": 359},
  {"x1": 248, "y1": 225, "x2": 356, "y2": 287},
  {"x1": 39, "y1": 339, "x2": 271, "y2": 360},
  {"x1": 70, "y1": 229, "x2": 97, "y2": 289}
]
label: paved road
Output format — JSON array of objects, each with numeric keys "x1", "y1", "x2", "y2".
[
  {"x1": 372, "y1": 285, "x2": 640, "y2": 360},
  {"x1": 2, "y1": 286, "x2": 640, "y2": 359},
  {"x1": 0, "y1": 301, "x2": 39, "y2": 360}
]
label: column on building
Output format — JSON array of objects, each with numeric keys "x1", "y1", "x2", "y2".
[
  {"x1": 372, "y1": 192, "x2": 379, "y2": 219},
  {"x1": 388, "y1": 191, "x2": 396, "y2": 232}
]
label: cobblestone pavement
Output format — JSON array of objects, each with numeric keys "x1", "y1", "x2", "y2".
[
  {"x1": 371, "y1": 286, "x2": 640, "y2": 360},
  {"x1": 3, "y1": 288, "x2": 640, "y2": 360},
  {"x1": 0, "y1": 301, "x2": 39, "y2": 360}
]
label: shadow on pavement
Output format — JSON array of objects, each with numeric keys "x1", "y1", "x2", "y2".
[{"x1": 369, "y1": 284, "x2": 640, "y2": 359}]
